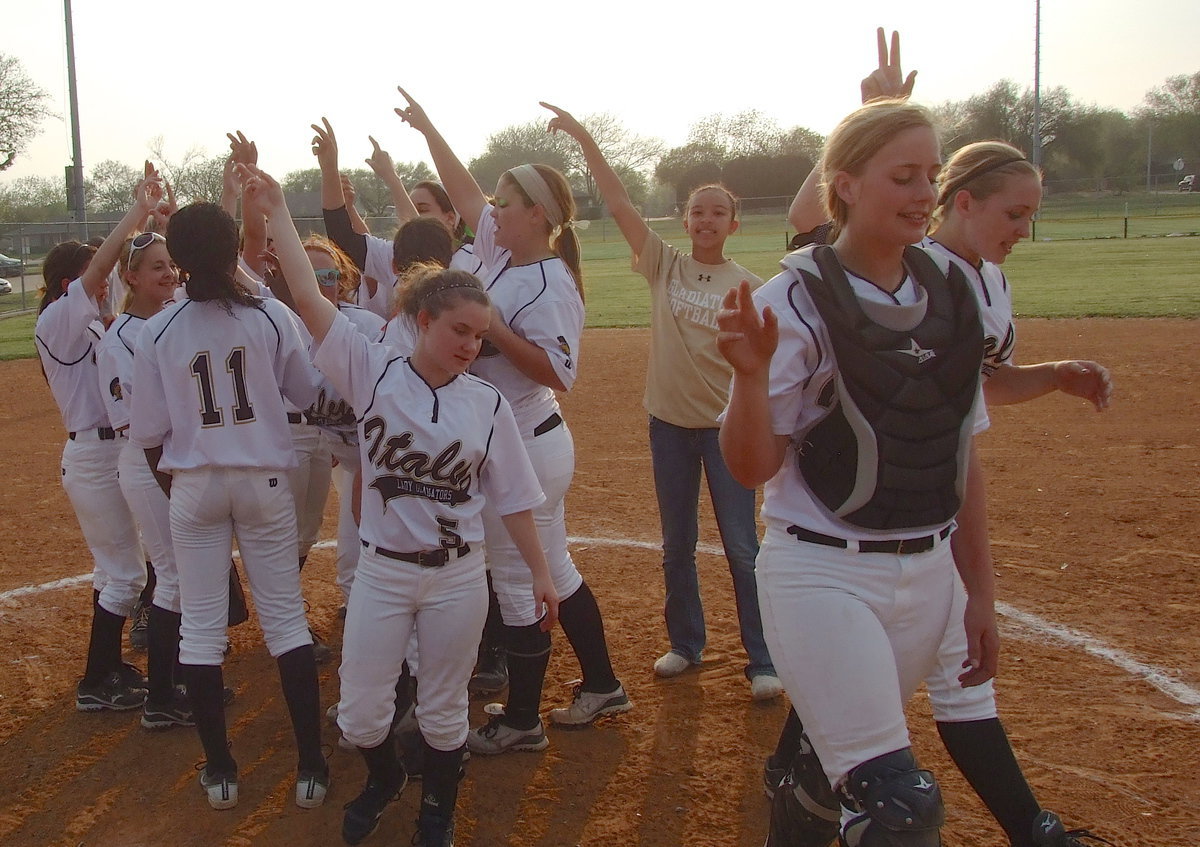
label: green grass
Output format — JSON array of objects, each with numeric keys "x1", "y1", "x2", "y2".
[{"x1": 0, "y1": 313, "x2": 36, "y2": 360}]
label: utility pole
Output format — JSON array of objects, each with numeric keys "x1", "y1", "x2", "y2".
[
  {"x1": 64, "y1": 0, "x2": 88, "y2": 240},
  {"x1": 1032, "y1": 0, "x2": 1042, "y2": 170}
]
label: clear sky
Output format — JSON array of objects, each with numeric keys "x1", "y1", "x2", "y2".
[{"x1": 3, "y1": 0, "x2": 1198, "y2": 187}]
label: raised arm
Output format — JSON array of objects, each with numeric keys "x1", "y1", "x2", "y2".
[
  {"x1": 81, "y1": 164, "x2": 163, "y2": 299},
  {"x1": 311, "y1": 119, "x2": 368, "y2": 270},
  {"x1": 788, "y1": 28, "x2": 917, "y2": 234},
  {"x1": 365, "y1": 135, "x2": 419, "y2": 224},
  {"x1": 984, "y1": 360, "x2": 1113, "y2": 411},
  {"x1": 717, "y1": 281, "x2": 789, "y2": 487},
  {"x1": 239, "y1": 164, "x2": 337, "y2": 342},
  {"x1": 395, "y1": 87, "x2": 487, "y2": 231},
  {"x1": 341, "y1": 175, "x2": 370, "y2": 235},
  {"x1": 541, "y1": 102, "x2": 649, "y2": 256}
]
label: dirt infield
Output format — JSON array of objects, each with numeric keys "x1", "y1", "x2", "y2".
[{"x1": 1, "y1": 319, "x2": 1197, "y2": 846}]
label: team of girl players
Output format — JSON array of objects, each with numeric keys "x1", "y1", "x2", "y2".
[{"x1": 33, "y1": 28, "x2": 1113, "y2": 847}]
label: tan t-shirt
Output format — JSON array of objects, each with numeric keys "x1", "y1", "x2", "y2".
[{"x1": 634, "y1": 230, "x2": 764, "y2": 429}]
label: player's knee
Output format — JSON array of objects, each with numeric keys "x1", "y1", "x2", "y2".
[
  {"x1": 928, "y1": 681, "x2": 997, "y2": 723},
  {"x1": 839, "y1": 749, "x2": 944, "y2": 847},
  {"x1": 504, "y1": 621, "x2": 551, "y2": 658}
]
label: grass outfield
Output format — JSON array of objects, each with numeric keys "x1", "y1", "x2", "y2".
[{"x1": 1, "y1": 230, "x2": 1195, "y2": 360}]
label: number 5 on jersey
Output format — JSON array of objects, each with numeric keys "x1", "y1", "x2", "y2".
[{"x1": 191, "y1": 348, "x2": 256, "y2": 427}]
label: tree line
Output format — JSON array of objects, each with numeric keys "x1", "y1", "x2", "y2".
[{"x1": 2, "y1": 66, "x2": 1198, "y2": 226}]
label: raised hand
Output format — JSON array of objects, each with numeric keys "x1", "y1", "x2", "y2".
[
  {"x1": 310, "y1": 117, "x2": 339, "y2": 171},
  {"x1": 1054, "y1": 360, "x2": 1114, "y2": 411},
  {"x1": 133, "y1": 163, "x2": 165, "y2": 214},
  {"x1": 716, "y1": 280, "x2": 778, "y2": 376},
  {"x1": 340, "y1": 175, "x2": 357, "y2": 206},
  {"x1": 540, "y1": 101, "x2": 587, "y2": 141},
  {"x1": 861, "y1": 28, "x2": 917, "y2": 104},
  {"x1": 394, "y1": 86, "x2": 435, "y2": 135},
  {"x1": 364, "y1": 136, "x2": 396, "y2": 180},
  {"x1": 148, "y1": 179, "x2": 177, "y2": 230},
  {"x1": 227, "y1": 130, "x2": 258, "y2": 166},
  {"x1": 236, "y1": 162, "x2": 286, "y2": 218}
]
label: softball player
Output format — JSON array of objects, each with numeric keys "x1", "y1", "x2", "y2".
[
  {"x1": 129, "y1": 201, "x2": 327, "y2": 812},
  {"x1": 237, "y1": 161, "x2": 557, "y2": 847},
  {"x1": 397, "y1": 88, "x2": 632, "y2": 750},
  {"x1": 720, "y1": 98, "x2": 996, "y2": 847},
  {"x1": 312, "y1": 119, "x2": 484, "y2": 319},
  {"x1": 95, "y1": 230, "x2": 194, "y2": 728},
  {"x1": 543, "y1": 102, "x2": 782, "y2": 700},
  {"x1": 35, "y1": 170, "x2": 164, "y2": 713}
]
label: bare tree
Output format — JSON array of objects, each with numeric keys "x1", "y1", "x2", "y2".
[{"x1": 0, "y1": 54, "x2": 54, "y2": 172}]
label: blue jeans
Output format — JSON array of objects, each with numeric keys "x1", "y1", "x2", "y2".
[{"x1": 648, "y1": 416, "x2": 775, "y2": 679}]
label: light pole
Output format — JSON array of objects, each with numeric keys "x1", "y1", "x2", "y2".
[
  {"x1": 64, "y1": 0, "x2": 87, "y2": 239},
  {"x1": 1032, "y1": 0, "x2": 1042, "y2": 170}
]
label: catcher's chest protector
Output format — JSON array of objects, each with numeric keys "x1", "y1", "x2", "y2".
[{"x1": 794, "y1": 245, "x2": 983, "y2": 530}]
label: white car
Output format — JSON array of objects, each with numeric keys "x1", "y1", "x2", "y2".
[{"x1": 0, "y1": 279, "x2": 12, "y2": 295}]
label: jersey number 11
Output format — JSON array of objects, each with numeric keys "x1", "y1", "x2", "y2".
[{"x1": 191, "y1": 348, "x2": 256, "y2": 427}]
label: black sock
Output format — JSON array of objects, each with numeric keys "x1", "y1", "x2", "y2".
[
  {"x1": 140, "y1": 561, "x2": 157, "y2": 606},
  {"x1": 502, "y1": 622, "x2": 550, "y2": 730},
  {"x1": 558, "y1": 581, "x2": 618, "y2": 693},
  {"x1": 771, "y1": 707, "x2": 805, "y2": 766},
  {"x1": 83, "y1": 597, "x2": 126, "y2": 684},
  {"x1": 277, "y1": 644, "x2": 325, "y2": 773},
  {"x1": 937, "y1": 718, "x2": 1042, "y2": 845},
  {"x1": 185, "y1": 664, "x2": 235, "y2": 773},
  {"x1": 393, "y1": 661, "x2": 415, "y2": 718},
  {"x1": 420, "y1": 741, "x2": 463, "y2": 826},
  {"x1": 480, "y1": 572, "x2": 504, "y2": 657},
  {"x1": 359, "y1": 727, "x2": 404, "y2": 788},
  {"x1": 146, "y1": 605, "x2": 181, "y2": 703}
]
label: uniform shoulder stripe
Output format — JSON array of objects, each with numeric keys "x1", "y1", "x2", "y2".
[
  {"x1": 34, "y1": 333, "x2": 92, "y2": 366},
  {"x1": 507, "y1": 262, "x2": 551, "y2": 325},
  {"x1": 359, "y1": 353, "x2": 409, "y2": 422},
  {"x1": 254, "y1": 301, "x2": 283, "y2": 347},
  {"x1": 115, "y1": 314, "x2": 143, "y2": 356},
  {"x1": 785, "y1": 276, "x2": 824, "y2": 386},
  {"x1": 153, "y1": 300, "x2": 193, "y2": 343}
]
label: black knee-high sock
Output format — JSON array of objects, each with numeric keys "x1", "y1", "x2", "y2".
[
  {"x1": 146, "y1": 605, "x2": 181, "y2": 703},
  {"x1": 479, "y1": 572, "x2": 504, "y2": 656},
  {"x1": 185, "y1": 664, "x2": 235, "y2": 773},
  {"x1": 139, "y1": 561, "x2": 157, "y2": 606},
  {"x1": 937, "y1": 718, "x2": 1042, "y2": 845},
  {"x1": 557, "y1": 581, "x2": 618, "y2": 693},
  {"x1": 502, "y1": 622, "x2": 550, "y2": 730},
  {"x1": 83, "y1": 595, "x2": 126, "y2": 684},
  {"x1": 393, "y1": 661, "x2": 415, "y2": 719},
  {"x1": 277, "y1": 644, "x2": 325, "y2": 773},
  {"x1": 771, "y1": 707, "x2": 805, "y2": 766},
  {"x1": 419, "y1": 742, "x2": 463, "y2": 826},
  {"x1": 359, "y1": 727, "x2": 404, "y2": 788}
]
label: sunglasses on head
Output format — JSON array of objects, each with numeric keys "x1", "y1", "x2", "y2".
[
  {"x1": 128, "y1": 231, "x2": 165, "y2": 265},
  {"x1": 314, "y1": 268, "x2": 342, "y2": 286}
]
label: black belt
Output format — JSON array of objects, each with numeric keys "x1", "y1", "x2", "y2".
[
  {"x1": 786, "y1": 524, "x2": 952, "y2": 555},
  {"x1": 69, "y1": 427, "x2": 116, "y2": 441},
  {"x1": 287, "y1": 412, "x2": 318, "y2": 425},
  {"x1": 533, "y1": 412, "x2": 563, "y2": 437},
  {"x1": 362, "y1": 540, "x2": 471, "y2": 568}
]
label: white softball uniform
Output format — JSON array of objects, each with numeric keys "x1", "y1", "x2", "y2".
[
  {"x1": 313, "y1": 310, "x2": 543, "y2": 750},
  {"x1": 35, "y1": 279, "x2": 144, "y2": 616},
  {"x1": 924, "y1": 237, "x2": 1015, "y2": 377},
  {"x1": 96, "y1": 313, "x2": 181, "y2": 614},
  {"x1": 130, "y1": 295, "x2": 321, "y2": 666},
  {"x1": 470, "y1": 207, "x2": 586, "y2": 626},
  {"x1": 357, "y1": 235, "x2": 486, "y2": 319},
  {"x1": 306, "y1": 303, "x2": 386, "y2": 600},
  {"x1": 744, "y1": 247, "x2": 988, "y2": 789}
]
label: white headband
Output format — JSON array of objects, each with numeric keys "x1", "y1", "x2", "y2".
[{"x1": 507, "y1": 164, "x2": 566, "y2": 231}]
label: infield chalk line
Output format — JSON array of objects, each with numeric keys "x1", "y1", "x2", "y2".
[{"x1": 4, "y1": 534, "x2": 1198, "y2": 716}]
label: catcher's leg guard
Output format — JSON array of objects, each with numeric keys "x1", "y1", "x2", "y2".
[
  {"x1": 766, "y1": 731, "x2": 841, "y2": 847},
  {"x1": 838, "y1": 748, "x2": 944, "y2": 847}
]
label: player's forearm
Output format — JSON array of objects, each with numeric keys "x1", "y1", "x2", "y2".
[
  {"x1": 384, "y1": 173, "x2": 419, "y2": 224},
  {"x1": 501, "y1": 510, "x2": 552, "y2": 583},
  {"x1": 143, "y1": 446, "x2": 172, "y2": 499},
  {"x1": 419, "y1": 127, "x2": 486, "y2": 237},
  {"x1": 83, "y1": 200, "x2": 153, "y2": 298},
  {"x1": 267, "y1": 205, "x2": 336, "y2": 341},
  {"x1": 241, "y1": 209, "x2": 269, "y2": 277},
  {"x1": 983, "y1": 362, "x2": 1058, "y2": 406},
  {"x1": 573, "y1": 133, "x2": 648, "y2": 254},
  {"x1": 486, "y1": 323, "x2": 567, "y2": 391},
  {"x1": 788, "y1": 164, "x2": 826, "y2": 235},
  {"x1": 719, "y1": 372, "x2": 786, "y2": 488}
]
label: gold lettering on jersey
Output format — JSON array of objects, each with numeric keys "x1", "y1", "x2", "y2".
[{"x1": 362, "y1": 415, "x2": 473, "y2": 507}]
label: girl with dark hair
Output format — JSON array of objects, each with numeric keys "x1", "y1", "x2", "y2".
[
  {"x1": 35, "y1": 169, "x2": 164, "y2": 714},
  {"x1": 236, "y1": 161, "x2": 557, "y2": 847},
  {"x1": 312, "y1": 119, "x2": 484, "y2": 319},
  {"x1": 128, "y1": 201, "x2": 328, "y2": 812},
  {"x1": 396, "y1": 87, "x2": 631, "y2": 752}
]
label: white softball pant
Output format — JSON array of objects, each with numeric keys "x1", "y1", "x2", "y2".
[
  {"x1": 755, "y1": 523, "x2": 954, "y2": 788},
  {"x1": 117, "y1": 440, "x2": 180, "y2": 614},
  {"x1": 482, "y1": 420, "x2": 584, "y2": 627},
  {"x1": 170, "y1": 468, "x2": 312, "y2": 666},
  {"x1": 60, "y1": 435, "x2": 144, "y2": 617},
  {"x1": 327, "y1": 433, "x2": 361, "y2": 603},
  {"x1": 337, "y1": 545, "x2": 487, "y2": 750},
  {"x1": 925, "y1": 572, "x2": 997, "y2": 722},
  {"x1": 287, "y1": 422, "x2": 331, "y2": 560}
]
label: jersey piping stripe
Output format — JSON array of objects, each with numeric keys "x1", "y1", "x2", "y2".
[
  {"x1": 784, "y1": 277, "x2": 824, "y2": 390},
  {"x1": 358, "y1": 353, "x2": 408, "y2": 422},
  {"x1": 152, "y1": 299, "x2": 193, "y2": 343},
  {"x1": 929, "y1": 239, "x2": 993, "y2": 307},
  {"x1": 254, "y1": 302, "x2": 282, "y2": 348},
  {"x1": 115, "y1": 313, "x2": 144, "y2": 356},
  {"x1": 506, "y1": 262, "x2": 551, "y2": 326},
  {"x1": 34, "y1": 334, "x2": 93, "y2": 366}
]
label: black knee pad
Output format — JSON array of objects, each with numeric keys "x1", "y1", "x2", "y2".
[
  {"x1": 504, "y1": 621, "x2": 551, "y2": 658},
  {"x1": 838, "y1": 749, "x2": 944, "y2": 847},
  {"x1": 768, "y1": 733, "x2": 841, "y2": 847}
]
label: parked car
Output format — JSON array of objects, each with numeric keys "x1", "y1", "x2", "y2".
[
  {"x1": 1180, "y1": 174, "x2": 1196, "y2": 192},
  {"x1": 0, "y1": 279, "x2": 11, "y2": 295},
  {"x1": 0, "y1": 252, "x2": 22, "y2": 278}
]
